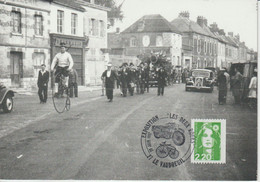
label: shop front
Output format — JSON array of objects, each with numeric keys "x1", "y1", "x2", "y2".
[{"x1": 50, "y1": 33, "x2": 87, "y2": 85}]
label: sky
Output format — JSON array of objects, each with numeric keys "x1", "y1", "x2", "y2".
[{"x1": 110, "y1": 0, "x2": 258, "y2": 50}]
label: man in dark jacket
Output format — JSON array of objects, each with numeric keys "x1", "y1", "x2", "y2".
[
  {"x1": 37, "y1": 64, "x2": 49, "y2": 103},
  {"x1": 144, "y1": 62, "x2": 150, "y2": 93},
  {"x1": 128, "y1": 63, "x2": 136, "y2": 96},
  {"x1": 157, "y1": 66, "x2": 167, "y2": 96},
  {"x1": 69, "y1": 68, "x2": 78, "y2": 98},
  {"x1": 139, "y1": 62, "x2": 146, "y2": 94},
  {"x1": 120, "y1": 63, "x2": 129, "y2": 97},
  {"x1": 217, "y1": 70, "x2": 227, "y2": 105},
  {"x1": 101, "y1": 62, "x2": 118, "y2": 102}
]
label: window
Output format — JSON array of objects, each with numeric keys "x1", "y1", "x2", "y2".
[
  {"x1": 34, "y1": 15, "x2": 43, "y2": 35},
  {"x1": 57, "y1": 10, "x2": 64, "y2": 33},
  {"x1": 100, "y1": 20, "x2": 105, "y2": 37},
  {"x1": 130, "y1": 37, "x2": 137, "y2": 47},
  {"x1": 197, "y1": 39, "x2": 201, "y2": 53},
  {"x1": 204, "y1": 41, "x2": 207, "y2": 53},
  {"x1": 94, "y1": 20, "x2": 99, "y2": 36},
  {"x1": 193, "y1": 38, "x2": 197, "y2": 52},
  {"x1": 71, "y1": 13, "x2": 77, "y2": 35},
  {"x1": 89, "y1": 18, "x2": 94, "y2": 35},
  {"x1": 156, "y1": 36, "x2": 163, "y2": 46},
  {"x1": 11, "y1": 11, "x2": 21, "y2": 33},
  {"x1": 89, "y1": 18, "x2": 99, "y2": 36},
  {"x1": 209, "y1": 42, "x2": 212, "y2": 54}
]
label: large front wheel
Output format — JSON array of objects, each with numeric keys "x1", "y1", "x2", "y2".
[
  {"x1": 52, "y1": 73, "x2": 69, "y2": 114},
  {"x1": 156, "y1": 145, "x2": 169, "y2": 158},
  {"x1": 3, "y1": 94, "x2": 13, "y2": 113}
]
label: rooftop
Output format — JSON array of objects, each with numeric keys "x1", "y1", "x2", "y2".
[
  {"x1": 122, "y1": 14, "x2": 181, "y2": 34},
  {"x1": 53, "y1": 0, "x2": 85, "y2": 11}
]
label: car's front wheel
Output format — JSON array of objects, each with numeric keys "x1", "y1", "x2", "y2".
[{"x1": 2, "y1": 94, "x2": 13, "y2": 113}]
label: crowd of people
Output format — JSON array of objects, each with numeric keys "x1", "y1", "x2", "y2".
[
  {"x1": 101, "y1": 62, "x2": 173, "y2": 102},
  {"x1": 37, "y1": 42, "x2": 257, "y2": 109},
  {"x1": 100, "y1": 61, "x2": 193, "y2": 102},
  {"x1": 217, "y1": 67, "x2": 257, "y2": 108}
]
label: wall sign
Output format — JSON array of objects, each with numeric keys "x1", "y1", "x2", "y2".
[{"x1": 53, "y1": 37, "x2": 83, "y2": 48}]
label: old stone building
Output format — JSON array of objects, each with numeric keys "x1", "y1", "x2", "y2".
[
  {"x1": 0, "y1": 0, "x2": 51, "y2": 88},
  {"x1": 209, "y1": 23, "x2": 227, "y2": 68},
  {"x1": 224, "y1": 33, "x2": 239, "y2": 68},
  {"x1": 107, "y1": 31, "x2": 140, "y2": 67},
  {"x1": 119, "y1": 14, "x2": 182, "y2": 67},
  {"x1": 171, "y1": 12, "x2": 218, "y2": 69}
]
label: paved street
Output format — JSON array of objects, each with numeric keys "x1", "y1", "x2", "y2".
[{"x1": 0, "y1": 84, "x2": 257, "y2": 180}]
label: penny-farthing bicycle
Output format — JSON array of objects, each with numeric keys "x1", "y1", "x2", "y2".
[{"x1": 52, "y1": 71, "x2": 70, "y2": 114}]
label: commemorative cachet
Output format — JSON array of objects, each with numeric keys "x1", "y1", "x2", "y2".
[
  {"x1": 191, "y1": 119, "x2": 226, "y2": 164},
  {"x1": 141, "y1": 113, "x2": 194, "y2": 168}
]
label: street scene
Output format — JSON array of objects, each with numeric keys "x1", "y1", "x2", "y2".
[
  {"x1": 0, "y1": 0, "x2": 258, "y2": 180},
  {"x1": 0, "y1": 85, "x2": 257, "y2": 180}
]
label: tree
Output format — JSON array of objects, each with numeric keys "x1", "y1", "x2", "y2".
[{"x1": 93, "y1": 0, "x2": 124, "y2": 27}]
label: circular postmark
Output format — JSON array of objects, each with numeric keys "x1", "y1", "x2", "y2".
[{"x1": 140, "y1": 113, "x2": 194, "y2": 168}]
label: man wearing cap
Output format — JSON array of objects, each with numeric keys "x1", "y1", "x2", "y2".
[
  {"x1": 51, "y1": 42, "x2": 74, "y2": 93},
  {"x1": 101, "y1": 62, "x2": 118, "y2": 102},
  {"x1": 37, "y1": 64, "x2": 49, "y2": 103}
]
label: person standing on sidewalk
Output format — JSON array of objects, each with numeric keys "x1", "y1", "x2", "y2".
[
  {"x1": 101, "y1": 62, "x2": 118, "y2": 102},
  {"x1": 37, "y1": 64, "x2": 49, "y2": 103},
  {"x1": 69, "y1": 68, "x2": 78, "y2": 98}
]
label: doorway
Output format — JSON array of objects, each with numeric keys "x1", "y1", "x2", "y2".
[{"x1": 10, "y1": 52, "x2": 23, "y2": 86}]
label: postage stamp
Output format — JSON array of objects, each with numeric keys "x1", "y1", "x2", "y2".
[
  {"x1": 141, "y1": 113, "x2": 194, "y2": 168},
  {"x1": 191, "y1": 119, "x2": 226, "y2": 164}
]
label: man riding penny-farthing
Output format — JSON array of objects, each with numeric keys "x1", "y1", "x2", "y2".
[{"x1": 51, "y1": 42, "x2": 74, "y2": 113}]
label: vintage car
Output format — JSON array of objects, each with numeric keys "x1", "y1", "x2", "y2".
[
  {"x1": 185, "y1": 69, "x2": 215, "y2": 92},
  {"x1": 0, "y1": 83, "x2": 15, "y2": 113}
]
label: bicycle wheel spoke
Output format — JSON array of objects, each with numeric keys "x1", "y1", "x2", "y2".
[{"x1": 52, "y1": 73, "x2": 69, "y2": 113}]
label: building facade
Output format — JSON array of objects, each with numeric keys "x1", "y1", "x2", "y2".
[
  {"x1": 77, "y1": 0, "x2": 109, "y2": 86},
  {"x1": 115, "y1": 14, "x2": 182, "y2": 67},
  {"x1": 50, "y1": 0, "x2": 87, "y2": 85},
  {"x1": 0, "y1": 0, "x2": 51, "y2": 88},
  {"x1": 171, "y1": 12, "x2": 218, "y2": 69}
]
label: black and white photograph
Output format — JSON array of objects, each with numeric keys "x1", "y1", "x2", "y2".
[{"x1": 0, "y1": 0, "x2": 258, "y2": 180}]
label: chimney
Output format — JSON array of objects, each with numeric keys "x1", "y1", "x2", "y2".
[
  {"x1": 228, "y1": 32, "x2": 233, "y2": 37},
  {"x1": 235, "y1": 34, "x2": 240, "y2": 41},
  {"x1": 218, "y1": 29, "x2": 225, "y2": 36},
  {"x1": 210, "y1": 22, "x2": 218, "y2": 32},
  {"x1": 203, "y1": 18, "x2": 208, "y2": 26},
  {"x1": 197, "y1": 16, "x2": 204, "y2": 27},
  {"x1": 179, "y1": 11, "x2": 190, "y2": 19},
  {"x1": 116, "y1": 27, "x2": 120, "y2": 34}
]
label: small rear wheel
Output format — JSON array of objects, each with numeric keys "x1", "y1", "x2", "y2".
[
  {"x1": 168, "y1": 148, "x2": 179, "y2": 159},
  {"x1": 3, "y1": 94, "x2": 13, "y2": 113}
]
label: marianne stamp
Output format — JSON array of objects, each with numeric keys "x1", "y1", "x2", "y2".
[
  {"x1": 191, "y1": 119, "x2": 226, "y2": 164},
  {"x1": 141, "y1": 113, "x2": 194, "y2": 168}
]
